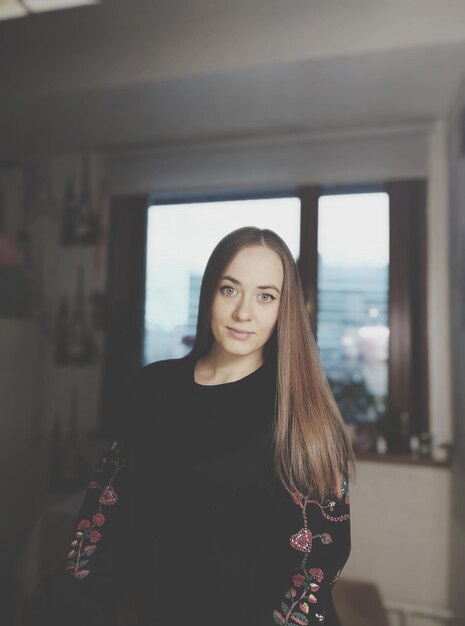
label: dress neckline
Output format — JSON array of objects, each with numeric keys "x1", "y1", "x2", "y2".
[{"x1": 190, "y1": 357, "x2": 266, "y2": 389}]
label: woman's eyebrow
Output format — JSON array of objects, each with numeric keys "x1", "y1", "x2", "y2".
[{"x1": 220, "y1": 275, "x2": 281, "y2": 294}]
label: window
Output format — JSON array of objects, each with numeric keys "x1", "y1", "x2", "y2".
[{"x1": 103, "y1": 180, "x2": 428, "y2": 457}]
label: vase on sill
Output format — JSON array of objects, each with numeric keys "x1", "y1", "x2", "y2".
[
  {"x1": 409, "y1": 435, "x2": 420, "y2": 457},
  {"x1": 418, "y1": 432, "x2": 432, "y2": 458},
  {"x1": 375, "y1": 436, "x2": 388, "y2": 454}
]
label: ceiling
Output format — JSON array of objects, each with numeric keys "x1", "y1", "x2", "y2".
[{"x1": 1, "y1": 0, "x2": 465, "y2": 159}]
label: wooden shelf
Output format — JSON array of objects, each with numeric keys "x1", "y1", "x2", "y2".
[{"x1": 355, "y1": 451, "x2": 450, "y2": 468}]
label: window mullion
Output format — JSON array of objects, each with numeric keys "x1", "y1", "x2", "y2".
[{"x1": 297, "y1": 186, "x2": 321, "y2": 336}]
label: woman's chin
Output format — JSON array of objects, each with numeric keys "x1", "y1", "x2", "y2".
[{"x1": 216, "y1": 338, "x2": 260, "y2": 357}]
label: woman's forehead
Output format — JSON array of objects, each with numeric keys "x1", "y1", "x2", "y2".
[{"x1": 223, "y1": 246, "x2": 284, "y2": 283}]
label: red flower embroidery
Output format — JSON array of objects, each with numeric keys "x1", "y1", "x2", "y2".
[
  {"x1": 309, "y1": 568, "x2": 324, "y2": 582},
  {"x1": 92, "y1": 513, "x2": 106, "y2": 526},
  {"x1": 273, "y1": 485, "x2": 350, "y2": 624},
  {"x1": 67, "y1": 443, "x2": 124, "y2": 579},
  {"x1": 78, "y1": 519, "x2": 91, "y2": 530},
  {"x1": 292, "y1": 574, "x2": 305, "y2": 588}
]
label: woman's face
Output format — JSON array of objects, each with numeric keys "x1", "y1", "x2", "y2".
[{"x1": 210, "y1": 245, "x2": 284, "y2": 361}]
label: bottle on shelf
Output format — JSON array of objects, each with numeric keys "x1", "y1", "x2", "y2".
[
  {"x1": 399, "y1": 410, "x2": 411, "y2": 455},
  {"x1": 68, "y1": 266, "x2": 97, "y2": 365},
  {"x1": 54, "y1": 294, "x2": 69, "y2": 365},
  {"x1": 60, "y1": 179, "x2": 77, "y2": 246},
  {"x1": 74, "y1": 154, "x2": 98, "y2": 245},
  {"x1": 409, "y1": 434, "x2": 420, "y2": 457}
]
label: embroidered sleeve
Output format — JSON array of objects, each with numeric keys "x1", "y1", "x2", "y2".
[
  {"x1": 248, "y1": 476, "x2": 351, "y2": 626},
  {"x1": 272, "y1": 478, "x2": 351, "y2": 625},
  {"x1": 66, "y1": 440, "x2": 127, "y2": 580},
  {"x1": 28, "y1": 439, "x2": 131, "y2": 626}
]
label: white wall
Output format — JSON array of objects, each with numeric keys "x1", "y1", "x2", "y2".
[
  {"x1": 346, "y1": 461, "x2": 452, "y2": 624},
  {"x1": 108, "y1": 125, "x2": 429, "y2": 194},
  {"x1": 426, "y1": 122, "x2": 453, "y2": 447}
]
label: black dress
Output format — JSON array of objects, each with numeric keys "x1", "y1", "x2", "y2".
[{"x1": 30, "y1": 355, "x2": 351, "y2": 626}]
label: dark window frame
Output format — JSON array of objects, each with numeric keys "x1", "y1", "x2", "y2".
[{"x1": 101, "y1": 194, "x2": 149, "y2": 437}]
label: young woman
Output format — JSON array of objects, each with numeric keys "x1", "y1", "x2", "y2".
[{"x1": 30, "y1": 226, "x2": 355, "y2": 626}]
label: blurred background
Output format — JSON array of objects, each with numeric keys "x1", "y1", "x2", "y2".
[{"x1": 0, "y1": 1, "x2": 464, "y2": 624}]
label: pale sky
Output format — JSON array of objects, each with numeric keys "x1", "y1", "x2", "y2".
[{"x1": 318, "y1": 193, "x2": 389, "y2": 267}]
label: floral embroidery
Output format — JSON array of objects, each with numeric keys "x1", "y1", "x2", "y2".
[
  {"x1": 66, "y1": 441, "x2": 124, "y2": 580},
  {"x1": 272, "y1": 479, "x2": 350, "y2": 625},
  {"x1": 309, "y1": 568, "x2": 324, "y2": 584},
  {"x1": 93, "y1": 512, "x2": 106, "y2": 526},
  {"x1": 292, "y1": 479, "x2": 350, "y2": 524},
  {"x1": 77, "y1": 519, "x2": 91, "y2": 530},
  {"x1": 272, "y1": 554, "x2": 325, "y2": 625}
]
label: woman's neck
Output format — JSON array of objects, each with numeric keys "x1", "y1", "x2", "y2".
[{"x1": 194, "y1": 348, "x2": 264, "y2": 385}]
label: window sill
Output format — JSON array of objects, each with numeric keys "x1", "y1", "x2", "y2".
[{"x1": 355, "y1": 451, "x2": 450, "y2": 468}]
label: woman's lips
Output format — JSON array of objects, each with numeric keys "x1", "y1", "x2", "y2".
[{"x1": 226, "y1": 326, "x2": 254, "y2": 339}]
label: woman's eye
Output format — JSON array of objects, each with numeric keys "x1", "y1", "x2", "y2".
[
  {"x1": 259, "y1": 293, "x2": 275, "y2": 302},
  {"x1": 220, "y1": 286, "x2": 275, "y2": 302}
]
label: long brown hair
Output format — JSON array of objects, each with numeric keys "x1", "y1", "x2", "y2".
[{"x1": 190, "y1": 226, "x2": 356, "y2": 502}]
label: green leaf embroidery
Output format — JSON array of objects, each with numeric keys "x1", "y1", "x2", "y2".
[{"x1": 273, "y1": 611, "x2": 286, "y2": 625}]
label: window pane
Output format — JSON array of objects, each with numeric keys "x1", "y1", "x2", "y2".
[
  {"x1": 317, "y1": 192, "x2": 389, "y2": 425},
  {"x1": 144, "y1": 198, "x2": 301, "y2": 364}
]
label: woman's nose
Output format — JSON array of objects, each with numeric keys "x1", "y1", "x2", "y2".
[{"x1": 233, "y1": 297, "x2": 252, "y2": 321}]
